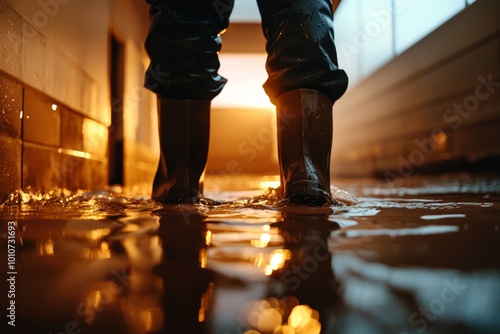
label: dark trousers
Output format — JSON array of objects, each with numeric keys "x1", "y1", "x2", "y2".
[{"x1": 144, "y1": 0, "x2": 348, "y2": 104}]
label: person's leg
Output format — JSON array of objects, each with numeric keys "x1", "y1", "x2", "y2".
[
  {"x1": 257, "y1": 0, "x2": 349, "y2": 206},
  {"x1": 144, "y1": 0, "x2": 234, "y2": 203},
  {"x1": 257, "y1": 0, "x2": 348, "y2": 103}
]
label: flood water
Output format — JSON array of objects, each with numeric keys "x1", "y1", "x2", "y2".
[{"x1": 1, "y1": 173, "x2": 499, "y2": 334}]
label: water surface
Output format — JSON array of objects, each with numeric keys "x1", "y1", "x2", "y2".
[{"x1": 1, "y1": 174, "x2": 499, "y2": 334}]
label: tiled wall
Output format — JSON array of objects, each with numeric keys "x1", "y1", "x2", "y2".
[
  {"x1": 0, "y1": 0, "x2": 158, "y2": 200},
  {"x1": 0, "y1": 71, "x2": 108, "y2": 200},
  {"x1": 335, "y1": 0, "x2": 477, "y2": 88},
  {"x1": 0, "y1": 74, "x2": 22, "y2": 200},
  {"x1": 331, "y1": 0, "x2": 500, "y2": 178}
]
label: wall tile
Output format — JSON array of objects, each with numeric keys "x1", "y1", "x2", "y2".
[
  {"x1": 45, "y1": 43, "x2": 72, "y2": 106},
  {"x1": 88, "y1": 158, "x2": 108, "y2": 190},
  {"x1": 394, "y1": 0, "x2": 466, "y2": 54},
  {"x1": 0, "y1": 74, "x2": 22, "y2": 138},
  {"x1": 62, "y1": 108, "x2": 108, "y2": 157},
  {"x1": 21, "y1": 23, "x2": 46, "y2": 92},
  {"x1": 61, "y1": 153, "x2": 88, "y2": 190},
  {"x1": 61, "y1": 107, "x2": 83, "y2": 151},
  {"x1": 0, "y1": 3, "x2": 22, "y2": 79},
  {"x1": 81, "y1": 76, "x2": 99, "y2": 123},
  {"x1": 23, "y1": 87, "x2": 61, "y2": 147},
  {"x1": 83, "y1": 117, "x2": 108, "y2": 157},
  {"x1": 22, "y1": 142, "x2": 61, "y2": 192},
  {"x1": 0, "y1": 135, "x2": 21, "y2": 201}
]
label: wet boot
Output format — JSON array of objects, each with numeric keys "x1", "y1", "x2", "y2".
[
  {"x1": 152, "y1": 98, "x2": 210, "y2": 203},
  {"x1": 276, "y1": 89, "x2": 334, "y2": 206}
]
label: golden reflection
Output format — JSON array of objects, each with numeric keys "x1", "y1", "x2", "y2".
[
  {"x1": 84, "y1": 281, "x2": 121, "y2": 324},
  {"x1": 60, "y1": 148, "x2": 92, "y2": 159},
  {"x1": 88, "y1": 290, "x2": 102, "y2": 310},
  {"x1": 289, "y1": 305, "x2": 312, "y2": 329},
  {"x1": 260, "y1": 180, "x2": 281, "y2": 190},
  {"x1": 273, "y1": 326, "x2": 295, "y2": 334},
  {"x1": 433, "y1": 130, "x2": 448, "y2": 151},
  {"x1": 265, "y1": 249, "x2": 292, "y2": 276},
  {"x1": 254, "y1": 252, "x2": 265, "y2": 268},
  {"x1": 264, "y1": 265, "x2": 273, "y2": 276},
  {"x1": 82, "y1": 242, "x2": 111, "y2": 260},
  {"x1": 82, "y1": 118, "x2": 108, "y2": 155},
  {"x1": 199, "y1": 282, "x2": 215, "y2": 322},
  {"x1": 200, "y1": 248, "x2": 208, "y2": 268},
  {"x1": 139, "y1": 307, "x2": 163, "y2": 333},
  {"x1": 257, "y1": 308, "x2": 282, "y2": 332},
  {"x1": 241, "y1": 297, "x2": 320, "y2": 334},
  {"x1": 37, "y1": 239, "x2": 55, "y2": 256},
  {"x1": 205, "y1": 230, "x2": 213, "y2": 246},
  {"x1": 251, "y1": 233, "x2": 271, "y2": 248},
  {"x1": 434, "y1": 130, "x2": 447, "y2": 144},
  {"x1": 87, "y1": 228, "x2": 111, "y2": 241}
]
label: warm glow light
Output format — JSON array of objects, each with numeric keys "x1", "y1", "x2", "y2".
[
  {"x1": 214, "y1": 53, "x2": 274, "y2": 109},
  {"x1": 289, "y1": 305, "x2": 321, "y2": 333},
  {"x1": 139, "y1": 308, "x2": 163, "y2": 332},
  {"x1": 289, "y1": 305, "x2": 309, "y2": 329},
  {"x1": 205, "y1": 230, "x2": 213, "y2": 246},
  {"x1": 82, "y1": 242, "x2": 111, "y2": 260},
  {"x1": 265, "y1": 249, "x2": 291, "y2": 275},
  {"x1": 263, "y1": 224, "x2": 270, "y2": 231},
  {"x1": 433, "y1": 130, "x2": 448, "y2": 151},
  {"x1": 199, "y1": 282, "x2": 215, "y2": 322},
  {"x1": 241, "y1": 297, "x2": 321, "y2": 334},
  {"x1": 140, "y1": 310, "x2": 153, "y2": 331},
  {"x1": 87, "y1": 228, "x2": 111, "y2": 241},
  {"x1": 82, "y1": 118, "x2": 107, "y2": 153},
  {"x1": 264, "y1": 266, "x2": 273, "y2": 276},
  {"x1": 37, "y1": 239, "x2": 55, "y2": 256},
  {"x1": 84, "y1": 282, "x2": 124, "y2": 324},
  {"x1": 260, "y1": 180, "x2": 281, "y2": 190},
  {"x1": 273, "y1": 326, "x2": 295, "y2": 334},
  {"x1": 253, "y1": 252, "x2": 264, "y2": 268},
  {"x1": 199, "y1": 248, "x2": 207, "y2": 268},
  {"x1": 269, "y1": 250, "x2": 286, "y2": 270},
  {"x1": 19, "y1": 110, "x2": 23, "y2": 119},
  {"x1": 61, "y1": 148, "x2": 92, "y2": 159},
  {"x1": 52, "y1": 104, "x2": 58, "y2": 111},
  {"x1": 257, "y1": 308, "x2": 282, "y2": 333},
  {"x1": 251, "y1": 233, "x2": 271, "y2": 248},
  {"x1": 90, "y1": 290, "x2": 102, "y2": 309}
]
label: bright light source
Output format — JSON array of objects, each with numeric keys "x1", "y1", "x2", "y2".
[{"x1": 214, "y1": 53, "x2": 273, "y2": 109}]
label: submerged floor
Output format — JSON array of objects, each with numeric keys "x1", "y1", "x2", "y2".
[{"x1": 1, "y1": 173, "x2": 500, "y2": 334}]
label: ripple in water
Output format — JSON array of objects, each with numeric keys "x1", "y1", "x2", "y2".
[{"x1": 0, "y1": 184, "x2": 357, "y2": 219}]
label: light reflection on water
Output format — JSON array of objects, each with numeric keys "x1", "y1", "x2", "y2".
[{"x1": 1, "y1": 174, "x2": 500, "y2": 333}]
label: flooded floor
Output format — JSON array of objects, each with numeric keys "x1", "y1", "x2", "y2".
[{"x1": 1, "y1": 173, "x2": 500, "y2": 334}]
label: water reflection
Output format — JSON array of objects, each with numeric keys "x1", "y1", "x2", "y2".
[
  {"x1": 1, "y1": 175, "x2": 499, "y2": 333},
  {"x1": 234, "y1": 213, "x2": 340, "y2": 334},
  {"x1": 152, "y1": 205, "x2": 215, "y2": 333}
]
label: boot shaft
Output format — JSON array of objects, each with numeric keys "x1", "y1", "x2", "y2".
[
  {"x1": 153, "y1": 98, "x2": 210, "y2": 202},
  {"x1": 276, "y1": 89, "x2": 334, "y2": 205}
]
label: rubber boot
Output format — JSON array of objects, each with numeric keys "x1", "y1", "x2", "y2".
[
  {"x1": 276, "y1": 89, "x2": 334, "y2": 206},
  {"x1": 152, "y1": 98, "x2": 210, "y2": 203}
]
